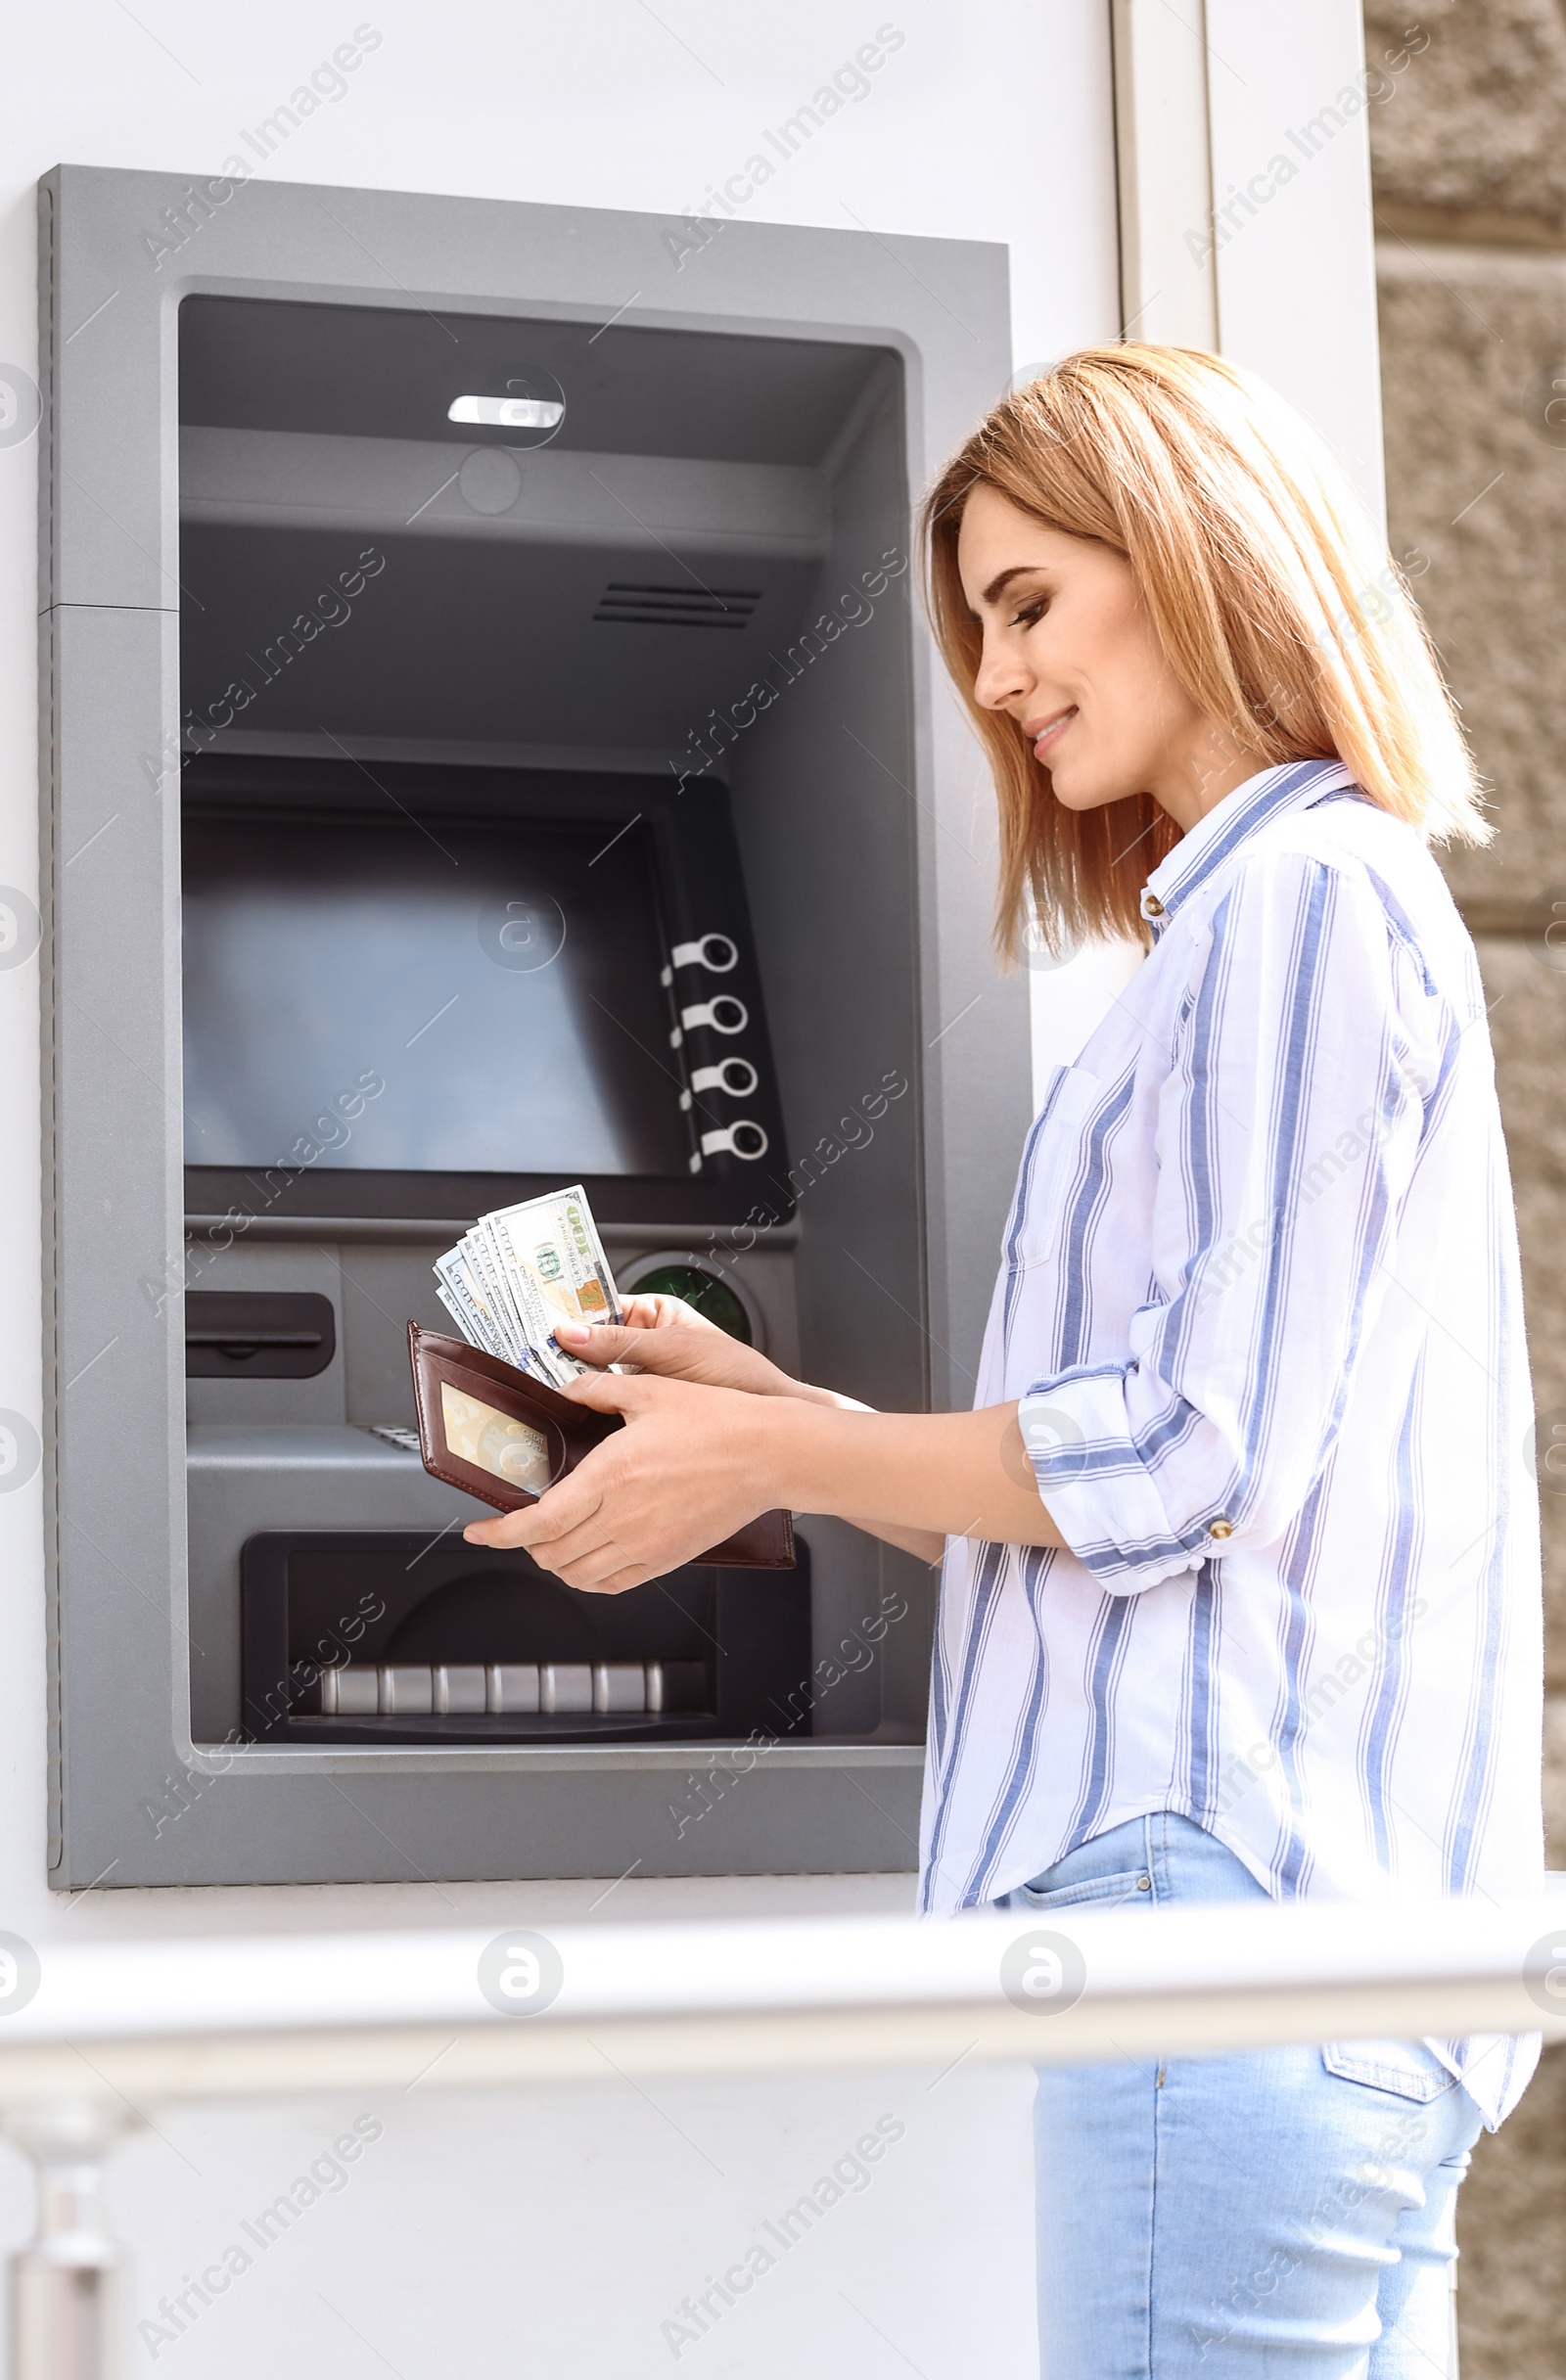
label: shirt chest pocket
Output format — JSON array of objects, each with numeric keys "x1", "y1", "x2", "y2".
[{"x1": 1006, "y1": 1063, "x2": 1104, "y2": 1273}]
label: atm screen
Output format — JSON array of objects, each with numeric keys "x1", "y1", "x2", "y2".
[{"x1": 182, "y1": 808, "x2": 691, "y2": 1178}]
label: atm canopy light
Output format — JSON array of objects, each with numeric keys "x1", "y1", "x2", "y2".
[{"x1": 448, "y1": 393, "x2": 565, "y2": 429}]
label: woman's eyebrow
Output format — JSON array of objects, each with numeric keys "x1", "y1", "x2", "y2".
[{"x1": 980, "y1": 563, "x2": 1048, "y2": 606}]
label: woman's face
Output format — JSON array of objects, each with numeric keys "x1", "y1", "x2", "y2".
[{"x1": 955, "y1": 485, "x2": 1250, "y2": 831}]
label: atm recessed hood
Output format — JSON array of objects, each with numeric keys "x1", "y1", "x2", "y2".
[
  {"x1": 178, "y1": 294, "x2": 889, "y2": 464},
  {"x1": 178, "y1": 427, "x2": 831, "y2": 556},
  {"x1": 175, "y1": 292, "x2": 891, "y2": 753}
]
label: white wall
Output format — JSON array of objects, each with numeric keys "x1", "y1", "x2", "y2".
[
  {"x1": 0, "y1": 5, "x2": 1380, "y2": 2374},
  {"x1": 1030, "y1": 0, "x2": 1387, "y2": 1101},
  {"x1": 1206, "y1": 0, "x2": 1385, "y2": 522}
]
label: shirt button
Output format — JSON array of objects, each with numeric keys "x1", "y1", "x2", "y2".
[
  {"x1": 1209, "y1": 1519, "x2": 1233, "y2": 1540},
  {"x1": 1136, "y1": 1875, "x2": 1152, "y2": 1891},
  {"x1": 1142, "y1": 892, "x2": 1166, "y2": 918}
]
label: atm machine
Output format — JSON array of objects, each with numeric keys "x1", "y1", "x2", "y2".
[{"x1": 39, "y1": 165, "x2": 1028, "y2": 1886}]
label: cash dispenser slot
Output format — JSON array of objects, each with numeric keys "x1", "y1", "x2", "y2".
[{"x1": 240, "y1": 1531, "x2": 812, "y2": 1747}]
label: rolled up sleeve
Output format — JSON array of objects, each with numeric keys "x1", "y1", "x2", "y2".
[{"x1": 1018, "y1": 850, "x2": 1439, "y2": 1592}]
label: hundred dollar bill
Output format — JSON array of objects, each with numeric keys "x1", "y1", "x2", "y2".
[
  {"x1": 434, "y1": 1185, "x2": 622, "y2": 1387},
  {"x1": 484, "y1": 1184, "x2": 622, "y2": 1347},
  {"x1": 471, "y1": 1216, "x2": 574, "y2": 1387},
  {"x1": 434, "y1": 1273, "x2": 479, "y2": 1343},
  {"x1": 483, "y1": 1246, "x2": 572, "y2": 1387},
  {"x1": 434, "y1": 1244, "x2": 513, "y2": 1365},
  {"x1": 435, "y1": 1239, "x2": 554, "y2": 1384},
  {"x1": 459, "y1": 1228, "x2": 528, "y2": 1365}
]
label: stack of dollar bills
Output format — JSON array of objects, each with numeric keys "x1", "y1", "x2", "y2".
[{"x1": 434, "y1": 1185, "x2": 622, "y2": 1390}]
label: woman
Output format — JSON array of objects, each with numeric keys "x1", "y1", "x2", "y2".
[{"x1": 467, "y1": 346, "x2": 1543, "y2": 2375}]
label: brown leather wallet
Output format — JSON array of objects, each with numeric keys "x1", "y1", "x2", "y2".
[{"x1": 406, "y1": 1323, "x2": 796, "y2": 1570}]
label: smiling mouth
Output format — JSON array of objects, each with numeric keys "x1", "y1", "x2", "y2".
[{"x1": 1026, "y1": 708, "x2": 1077, "y2": 758}]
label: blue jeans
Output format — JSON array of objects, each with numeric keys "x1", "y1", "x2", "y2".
[{"x1": 1006, "y1": 1813, "x2": 1485, "y2": 2379}]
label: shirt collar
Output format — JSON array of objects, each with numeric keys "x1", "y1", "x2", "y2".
[{"x1": 1138, "y1": 757, "x2": 1359, "y2": 938}]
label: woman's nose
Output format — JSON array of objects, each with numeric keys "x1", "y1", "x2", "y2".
[{"x1": 973, "y1": 638, "x2": 1029, "y2": 713}]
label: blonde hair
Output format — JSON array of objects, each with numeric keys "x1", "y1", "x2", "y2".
[{"x1": 921, "y1": 344, "x2": 1485, "y2": 957}]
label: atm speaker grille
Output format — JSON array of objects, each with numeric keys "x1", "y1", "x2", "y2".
[{"x1": 593, "y1": 583, "x2": 760, "y2": 629}]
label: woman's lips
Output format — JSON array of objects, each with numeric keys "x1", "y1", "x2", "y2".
[{"x1": 1028, "y1": 707, "x2": 1077, "y2": 759}]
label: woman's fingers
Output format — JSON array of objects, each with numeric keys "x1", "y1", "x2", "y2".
[
  {"x1": 517, "y1": 1494, "x2": 625, "y2": 1571},
  {"x1": 619, "y1": 1292, "x2": 717, "y2": 1334},
  {"x1": 465, "y1": 1476, "x2": 662, "y2": 1589},
  {"x1": 461, "y1": 1452, "x2": 609, "y2": 1550},
  {"x1": 556, "y1": 1323, "x2": 662, "y2": 1371},
  {"x1": 462, "y1": 1372, "x2": 784, "y2": 1583},
  {"x1": 587, "y1": 1563, "x2": 655, "y2": 1594},
  {"x1": 559, "y1": 1323, "x2": 707, "y2": 1372},
  {"x1": 520, "y1": 1518, "x2": 620, "y2": 1576},
  {"x1": 460, "y1": 1507, "x2": 533, "y2": 1550},
  {"x1": 555, "y1": 1295, "x2": 716, "y2": 1369},
  {"x1": 555, "y1": 1368, "x2": 648, "y2": 1414},
  {"x1": 536, "y1": 1542, "x2": 653, "y2": 1593},
  {"x1": 557, "y1": 1320, "x2": 797, "y2": 1399},
  {"x1": 463, "y1": 1433, "x2": 666, "y2": 1573},
  {"x1": 535, "y1": 1532, "x2": 646, "y2": 1588},
  {"x1": 461, "y1": 1490, "x2": 651, "y2": 1588},
  {"x1": 556, "y1": 1324, "x2": 759, "y2": 1393}
]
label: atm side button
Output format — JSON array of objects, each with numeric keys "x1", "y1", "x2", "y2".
[
  {"x1": 670, "y1": 934, "x2": 739, "y2": 974},
  {"x1": 487, "y1": 1663, "x2": 540, "y2": 1715}
]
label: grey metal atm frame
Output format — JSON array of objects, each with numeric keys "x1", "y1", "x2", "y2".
[{"x1": 38, "y1": 164, "x2": 1028, "y2": 1888}]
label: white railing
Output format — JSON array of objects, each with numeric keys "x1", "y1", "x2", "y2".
[{"x1": 2, "y1": 1889, "x2": 1562, "y2": 2376}]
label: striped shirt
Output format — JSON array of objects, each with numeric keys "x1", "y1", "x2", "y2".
[{"x1": 918, "y1": 758, "x2": 1543, "y2": 2126}]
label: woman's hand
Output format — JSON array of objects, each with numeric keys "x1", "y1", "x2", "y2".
[
  {"x1": 462, "y1": 1370, "x2": 783, "y2": 1590},
  {"x1": 460, "y1": 1377, "x2": 1066, "y2": 1586},
  {"x1": 559, "y1": 1294, "x2": 853, "y2": 1405}
]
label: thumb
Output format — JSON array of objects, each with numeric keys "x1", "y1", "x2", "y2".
[
  {"x1": 555, "y1": 1321, "x2": 643, "y2": 1369},
  {"x1": 557, "y1": 1322, "x2": 713, "y2": 1380},
  {"x1": 556, "y1": 1367, "x2": 648, "y2": 1414}
]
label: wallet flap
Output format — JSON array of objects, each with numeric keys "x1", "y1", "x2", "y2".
[
  {"x1": 406, "y1": 1323, "x2": 795, "y2": 1567},
  {"x1": 408, "y1": 1324, "x2": 593, "y2": 1513}
]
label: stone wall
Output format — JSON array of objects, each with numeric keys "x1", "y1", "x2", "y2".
[{"x1": 1364, "y1": 0, "x2": 1566, "y2": 2365}]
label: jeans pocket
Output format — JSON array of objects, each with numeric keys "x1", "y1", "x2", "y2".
[
  {"x1": 1018, "y1": 1866, "x2": 1148, "y2": 1913},
  {"x1": 1320, "y1": 2039, "x2": 1457, "y2": 2102}
]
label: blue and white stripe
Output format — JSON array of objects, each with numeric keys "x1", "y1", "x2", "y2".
[{"x1": 917, "y1": 759, "x2": 1543, "y2": 2128}]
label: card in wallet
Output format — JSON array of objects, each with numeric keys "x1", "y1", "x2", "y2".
[{"x1": 405, "y1": 1323, "x2": 796, "y2": 1570}]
